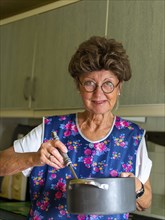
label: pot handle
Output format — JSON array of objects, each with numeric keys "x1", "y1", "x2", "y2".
[{"x1": 69, "y1": 179, "x2": 109, "y2": 190}]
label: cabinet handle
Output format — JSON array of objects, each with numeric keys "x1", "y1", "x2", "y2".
[
  {"x1": 23, "y1": 77, "x2": 31, "y2": 100},
  {"x1": 31, "y1": 77, "x2": 36, "y2": 101}
]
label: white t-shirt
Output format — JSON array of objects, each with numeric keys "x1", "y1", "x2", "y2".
[{"x1": 14, "y1": 118, "x2": 152, "y2": 184}]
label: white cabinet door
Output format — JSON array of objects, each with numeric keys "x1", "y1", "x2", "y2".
[
  {"x1": 107, "y1": 0, "x2": 164, "y2": 105},
  {"x1": 0, "y1": 16, "x2": 37, "y2": 109},
  {"x1": 32, "y1": 0, "x2": 107, "y2": 110}
]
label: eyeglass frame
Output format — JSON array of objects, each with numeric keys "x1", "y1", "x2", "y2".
[{"x1": 78, "y1": 78, "x2": 120, "y2": 94}]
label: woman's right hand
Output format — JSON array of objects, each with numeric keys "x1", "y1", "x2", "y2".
[
  {"x1": 0, "y1": 139, "x2": 68, "y2": 176},
  {"x1": 36, "y1": 139, "x2": 68, "y2": 170}
]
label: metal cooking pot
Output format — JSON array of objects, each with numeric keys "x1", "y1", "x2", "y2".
[{"x1": 66, "y1": 177, "x2": 136, "y2": 215}]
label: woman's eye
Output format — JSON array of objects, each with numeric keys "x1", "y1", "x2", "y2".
[
  {"x1": 104, "y1": 81, "x2": 113, "y2": 87},
  {"x1": 84, "y1": 81, "x2": 95, "y2": 86}
]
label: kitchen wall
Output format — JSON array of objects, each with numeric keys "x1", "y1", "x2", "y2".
[
  {"x1": 137, "y1": 117, "x2": 165, "y2": 195},
  {"x1": 135, "y1": 117, "x2": 165, "y2": 218}
]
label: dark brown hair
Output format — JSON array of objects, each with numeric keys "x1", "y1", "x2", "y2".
[{"x1": 68, "y1": 36, "x2": 131, "y2": 82}]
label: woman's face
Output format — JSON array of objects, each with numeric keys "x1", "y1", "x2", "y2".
[{"x1": 78, "y1": 70, "x2": 121, "y2": 115}]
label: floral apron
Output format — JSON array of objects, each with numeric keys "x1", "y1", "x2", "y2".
[{"x1": 28, "y1": 114, "x2": 144, "y2": 220}]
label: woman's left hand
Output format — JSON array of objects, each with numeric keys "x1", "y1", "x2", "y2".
[{"x1": 120, "y1": 172, "x2": 152, "y2": 211}]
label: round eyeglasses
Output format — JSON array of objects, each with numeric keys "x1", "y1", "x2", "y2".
[{"x1": 78, "y1": 79, "x2": 120, "y2": 94}]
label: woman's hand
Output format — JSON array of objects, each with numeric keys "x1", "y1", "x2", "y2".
[
  {"x1": 120, "y1": 172, "x2": 142, "y2": 192},
  {"x1": 36, "y1": 139, "x2": 68, "y2": 170},
  {"x1": 0, "y1": 140, "x2": 68, "y2": 176},
  {"x1": 120, "y1": 172, "x2": 152, "y2": 211}
]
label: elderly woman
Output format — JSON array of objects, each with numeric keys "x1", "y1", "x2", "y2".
[{"x1": 0, "y1": 36, "x2": 152, "y2": 220}]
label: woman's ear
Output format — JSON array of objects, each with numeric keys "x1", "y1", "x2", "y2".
[{"x1": 118, "y1": 82, "x2": 123, "y2": 95}]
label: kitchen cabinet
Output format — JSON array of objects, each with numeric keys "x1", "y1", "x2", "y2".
[
  {"x1": 2, "y1": 0, "x2": 163, "y2": 114},
  {"x1": 107, "y1": 0, "x2": 164, "y2": 105},
  {"x1": 0, "y1": 0, "x2": 107, "y2": 111},
  {"x1": 0, "y1": 16, "x2": 37, "y2": 109}
]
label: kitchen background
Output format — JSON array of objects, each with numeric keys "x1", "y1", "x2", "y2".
[{"x1": 0, "y1": 0, "x2": 164, "y2": 219}]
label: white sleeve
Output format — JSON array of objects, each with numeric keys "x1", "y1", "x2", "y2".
[
  {"x1": 13, "y1": 123, "x2": 44, "y2": 177},
  {"x1": 135, "y1": 133, "x2": 152, "y2": 184}
]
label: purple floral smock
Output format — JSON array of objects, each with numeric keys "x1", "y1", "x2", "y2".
[{"x1": 28, "y1": 114, "x2": 144, "y2": 220}]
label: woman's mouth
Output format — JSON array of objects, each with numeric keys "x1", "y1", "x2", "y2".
[{"x1": 92, "y1": 100, "x2": 106, "y2": 104}]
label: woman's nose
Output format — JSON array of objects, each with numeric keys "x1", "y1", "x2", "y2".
[{"x1": 93, "y1": 85, "x2": 104, "y2": 95}]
